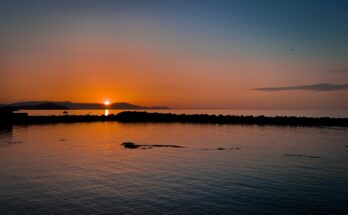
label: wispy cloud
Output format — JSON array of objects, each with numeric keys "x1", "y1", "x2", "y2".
[{"x1": 253, "y1": 83, "x2": 348, "y2": 92}]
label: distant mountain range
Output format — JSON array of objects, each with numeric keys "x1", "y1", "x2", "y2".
[{"x1": 1, "y1": 101, "x2": 169, "y2": 110}]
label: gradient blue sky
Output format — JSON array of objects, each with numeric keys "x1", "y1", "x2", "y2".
[{"x1": 1, "y1": 0, "x2": 348, "y2": 108}]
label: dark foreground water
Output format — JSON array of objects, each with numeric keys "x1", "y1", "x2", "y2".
[{"x1": 0, "y1": 122, "x2": 347, "y2": 214}]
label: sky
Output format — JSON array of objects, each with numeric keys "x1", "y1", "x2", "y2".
[{"x1": 1, "y1": 0, "x2": 348, "y2": 109}]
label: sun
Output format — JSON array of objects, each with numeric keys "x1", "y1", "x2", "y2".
[{"x1": 104, "y1": 100, "x2": 110, "y2": 106}]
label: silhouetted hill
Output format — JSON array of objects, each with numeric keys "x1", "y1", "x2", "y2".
[
  {"x1": 3, "y1": 101, "x2": 169, "y2": 110},
  {"x1": 109, "y1": 102, "x2": 168, "y2": 110},
  {"x1": 18, "y1": 102, "x2": 68, "y2": 110}
]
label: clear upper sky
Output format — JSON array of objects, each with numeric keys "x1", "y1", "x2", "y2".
[{"x1": 1, "y1": 0, "x2": 347, "y2": 108}]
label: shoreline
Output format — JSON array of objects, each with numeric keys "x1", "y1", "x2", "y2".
[{"x1": 3, "y1": 111, "x2": 348, "y2": 127}]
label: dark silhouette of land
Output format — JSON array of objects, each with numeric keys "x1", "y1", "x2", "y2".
[
  {"x1": 14, "y1": 102, "x2": 68, "y2": 110},
  {"x1": 0, "y1": 107, "x2": 27, "y2": 126},
  {"x1": 1, "y1": 111, "x2": 347, "y2": 127},
  {"x1": 0, "y1": 101, "x2": 169, "y2": 110}
]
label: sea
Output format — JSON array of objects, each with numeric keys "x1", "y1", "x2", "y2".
[{"x1": 0, "y1": 109, "x2": 347, "y2": 214}]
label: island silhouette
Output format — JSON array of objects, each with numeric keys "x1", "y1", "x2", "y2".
[{"x1": 0, "y1": 101, "x2": 169, "y2": 110}]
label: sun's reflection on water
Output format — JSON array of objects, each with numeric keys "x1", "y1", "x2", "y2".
[{"x1": 104, "y1": 109, "x2": 109, "y2": 116}]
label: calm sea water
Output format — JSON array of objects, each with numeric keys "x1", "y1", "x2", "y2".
[
  {"x1": 17, "y1": 109, "x2": 348, "y2": 118},
  {"x1": 0, "y1": 121, "x2": 347, "y2": 214}
]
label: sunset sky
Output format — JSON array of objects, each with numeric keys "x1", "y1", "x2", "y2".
[{"x1": 1, "y1": 0, "x2": 348, "y2": 109}]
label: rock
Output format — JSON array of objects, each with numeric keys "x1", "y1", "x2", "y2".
[
  {"x1": 121, "y1": 142, "x2": 184, "y2": 149},
  {"x1": 284, "y1": 154, "x2": 303, "y2": 157},
  {"x1": 150, "y1": 144, "x2": 184, "y2": 148},
  {"x1": 309, "y1": 156, "x2": 320, "y2": 159},
  {"x1": 121, "y1": 142, "x2": 140, "y2": 149},
  {"x1": 203, "y1": 147, "x2": 239, "y2": 151},
  {"x1": 284, "y1": 153, "x2": 320, "y2": 159},
  {"x1": 8, "y1": 141, "x2": 22, "y2": 144}
]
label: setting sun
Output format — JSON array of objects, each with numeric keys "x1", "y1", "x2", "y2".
[{"x1": 104, "y1": 100, "x2": 110, "y2": 105}]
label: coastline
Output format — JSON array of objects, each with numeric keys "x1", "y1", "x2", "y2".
[{"x1": 3, "y1": 111, "x2": 348, "y2": 127}]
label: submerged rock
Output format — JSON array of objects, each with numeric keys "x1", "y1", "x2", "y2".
[
  {"x1": 284, "y1": 154, "x2": 320, "y2": 159},
  {"x1": 121, "y1": 142, "x2": 140, "y2": 149},
  {"x1": 121, "y1": 142, "x2": 184, "y2": 149},
  {"x1": 284, "y1": 154, "x2": 303, "y2": 157},
  {"x1": 149, "y1": 144, "x2": 184, "y2": 148},
  {"x1": 8, "y1": 141, "x2": 22, "y2": 144},
  {"x1": 309, "y1": 156, "x2": 320, "y2": 159},
  {"x1": 203, "y1": 147, "x2": 240, "y2": 151}
]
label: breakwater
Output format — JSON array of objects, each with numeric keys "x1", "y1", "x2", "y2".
[{"x1": 3, "y1": 111, "x2": 348, "y2": 127}]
